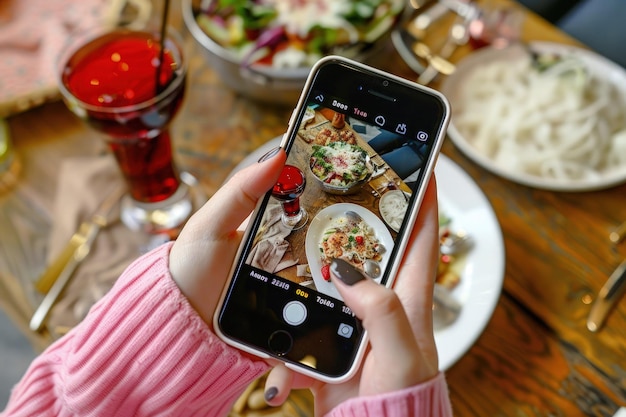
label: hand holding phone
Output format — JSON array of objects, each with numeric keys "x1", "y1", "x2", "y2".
[
  {"x1": 264, "y1": 177, "x2": 442, "y2": 411},
  {"x1": 215, "y1": 56, "x2": 450, "y2": 383},
  {"x1": 168, "y1": 143, "x2": 444, "y2": 411},
  {"x1": 168, "y1": 147, "x2": 287, "y2": 325}
]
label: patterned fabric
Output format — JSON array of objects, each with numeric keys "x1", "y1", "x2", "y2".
[{"x1": 0, "y1": 0, "x2": 110, "y2": 116}]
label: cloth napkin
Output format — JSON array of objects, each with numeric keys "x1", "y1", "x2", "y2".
[
  {"x1": 45, "y1": 155, "x2": 157, "y2": 334},
  {"x1": 0, "y1": 0, "x2": 110, "y2": 116},
  {"x1": 246, "y1": 202, "x2": 299, "y2": 273}
]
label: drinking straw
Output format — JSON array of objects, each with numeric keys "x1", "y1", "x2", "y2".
[{"x1": 156, "y1": 0, "x2": 171, "y2": 94}]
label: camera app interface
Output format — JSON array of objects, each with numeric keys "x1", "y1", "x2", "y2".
[{"x1": 243, "y1": 93, "x2": 435, "y2": 303}]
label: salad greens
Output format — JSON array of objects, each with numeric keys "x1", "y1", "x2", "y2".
[
  {"x1": 196, "y1": 0, "x2": 404, "y2": 68},
  {"x1": 310, "y1": 142, "x2": 370, "y2": 187}
]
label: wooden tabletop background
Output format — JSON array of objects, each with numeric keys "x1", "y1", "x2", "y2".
[{"x1": 0, "y1": 0, "x2": 624, "y2": 416}]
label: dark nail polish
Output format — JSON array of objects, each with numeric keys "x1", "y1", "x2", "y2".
[
  {"x1": 331, "y1": 258, "x2": 366, "y2": 286},
  {"x1": 258, "y1": 146, "x2": 281, "y2": 163},
  {"x1": 264, "y1": 386, "x2": 278, "y2": 402}
]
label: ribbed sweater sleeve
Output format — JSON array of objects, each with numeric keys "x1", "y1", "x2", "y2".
[
  {"x1": 2, "y1": 242, "x2": 453, "y2": 417},
  {"x1": 1, "y1": 242, "x2": 270, "y2": 417},
  {"x1": 328, "y1": 372, "x2": 453, "y2": 417}
]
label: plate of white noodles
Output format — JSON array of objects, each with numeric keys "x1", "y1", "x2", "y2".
[{"x1": 440, "y1": 41, "x2": 626, "y2": 191}]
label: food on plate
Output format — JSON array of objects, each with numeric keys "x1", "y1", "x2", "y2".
[
  {"x1": 310, "y1": 142, "x2": 371, "y2": 188},
  {"x1": 195, "y1": 0, "x2": 404, "y2": 68},
  {"x1": 379, "y1": 189, "x2": 409, "y2": 232},
  {"x1": 452, "y1": 49, "x2": 626, "y2": 181},
  {"x1": 437, "y1": 211, "x2": 468, "y2": 290},
  {"x1": 314, "y1": 127, "x2": 357, "y2": 146},
  {"x1": 318, "y1": 212, "x2": 383, "y2": 281}
]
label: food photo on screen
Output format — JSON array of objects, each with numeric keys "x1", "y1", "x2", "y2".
[{"x1": 244, "y1": 102, "x2": 433, "y2": 301}]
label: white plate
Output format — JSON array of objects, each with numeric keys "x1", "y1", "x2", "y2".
[
  {"x1": 229, "y1": 138, "x2": 505, "y2": 370},
  {"x1": 434, "y1": 154, "x2": 504, "y2": 370},
  {"x1": 305, "y1": 203, "x2": 395, "y2": 301},
  {"x1": 440, "y1": 42, "x2": 626, "y2": 191}
]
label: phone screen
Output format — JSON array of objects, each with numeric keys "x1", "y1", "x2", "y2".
[{"x1": 217, "y1": 58, "x2": 448, "y2": 381}]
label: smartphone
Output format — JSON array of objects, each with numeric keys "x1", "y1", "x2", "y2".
[{"x1": 214, "y1": 56, "x2": 450, "y2": 383}]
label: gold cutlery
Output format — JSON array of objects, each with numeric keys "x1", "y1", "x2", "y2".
[
  {"x1": 586, "y1": 259, "x2": 626, "y2": 332},
  {"x1": 30, "y1": 185, "x2": 125, "y2": 332},
  {"x1": 413, "y1": 42, "x2": 457, "y2": 81},
  {"x1": 34, "y1": 227, "x2": 93, "y2": 294},
  {"x1": 417, "y1": 17, "x2": 468, "y2": 85}
]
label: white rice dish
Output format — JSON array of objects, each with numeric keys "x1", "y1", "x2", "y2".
[{"x1": 452, "y1": 52, "x2": 626, "y2": 181}]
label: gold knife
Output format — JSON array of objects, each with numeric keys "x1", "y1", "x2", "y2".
[
  {"x1": 30, "y1": 186, "x2": 125, "y2": 332},
  {"x1": 34, "y1": 186, "x2": 126, "y2": 293},
  {"x1": 587, "y1": 259, "x2": 626, "y2": 332}
]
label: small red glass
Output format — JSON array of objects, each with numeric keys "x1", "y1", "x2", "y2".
[
  {"x1": 272, "y1": 165, "x2": 308, "y2": 230},
  {"x1": 57, "y1": 27, "x2": 192, "y2": 233},
  {"x1": 468, "y1": 5, "x2": 524, "y2": 50}
]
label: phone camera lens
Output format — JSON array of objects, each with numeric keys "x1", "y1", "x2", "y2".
[
  {"x1": 358, "y1": 85, "x2": 364, "y2": 91},
  {"x1": 382, "y1": 80, "x2": 389, "y2": 87}
]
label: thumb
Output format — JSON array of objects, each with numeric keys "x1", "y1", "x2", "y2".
[
  {"x1": 169, "y1": 147, "x2": 286, "y2": 323},
  {"x1": 330, "y1": 259, "x2": 434, "y2": 392},
  {"x1": 188, "y1": 146, "x2": 287, "y2": 237},
  {"x1": 330, "y1": 259, "x2": 417, "y2": 358}
]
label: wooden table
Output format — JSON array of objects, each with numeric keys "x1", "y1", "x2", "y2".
[{"x1": 1, "y1": 0, "x2": 625, "y2": 415}]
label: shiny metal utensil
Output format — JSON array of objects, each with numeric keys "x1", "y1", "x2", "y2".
[
  {"x1": 34, "y1": 229, "x2": 92, "y2": 294},
  {"x1": 364, "y1": 260, "x2": 381, "y2": 279},
  {"x1": 345, "y1": 210, "x2": 362, "y2": 223},
  {"x1": 35, "y1": 185, "x2": 126, "y2": 293},
  {"x1": 391, "y1": 1, "x2": 452, "y2": 75},
  {"x1": 413, "y1": 42, "x2": 456, "y2": 78},
  {"x1": 417, "y1": 5, "x2": 475, "y2": 85},
  {"x1": 440, "y1": 231, "x2": 473, "y2": 255},
  {"x1": 587, "y1": 259, "x2": 626, "y2": 332},
  {"x1": 418, "y1": 22, "x2": 467, "y2": 84},
  {"x1": 30, "y1": 185, "x2": 125, "y2": 332},
  {"x1": 433, "y1": 283, "x2": 462, "y2": 330}
]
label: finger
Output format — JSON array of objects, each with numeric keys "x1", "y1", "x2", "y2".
[
  {"x1": 392, "y1": 178, "x2": 438, "y2": 323},
  {"x1": 262, "y1": 358, "x2": 323, "y2": 398},
  {"x1": 263, "y1": 364, "x2": 294, "y2": 407},
  {"x1": 182, "y1": 147, "x2": 286, "y2": 240},
  {"x1": 330, "y1": 259, "x2": 432, "y2": 391},
  {"x1": 392, "y1": 176, "x2": 439, "y2": 362}
]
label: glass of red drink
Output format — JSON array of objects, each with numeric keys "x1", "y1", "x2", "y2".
[
  {"x1": 271, "y1": 165, "x2": 308, "y2": 230},
  {"x1": 57, "y1": 27, "x2": 192, "y2": 233},
  {"x1": 468, "y1": 4, "x2": 524, "y2": 50}
]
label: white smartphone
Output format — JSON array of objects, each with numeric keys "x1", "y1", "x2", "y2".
[{"x1": 214, "y1": 56, "x2": 450, "y2": 383}]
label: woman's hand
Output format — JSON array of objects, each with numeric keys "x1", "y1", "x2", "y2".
[
  {"x1": 168, "y1": 145, "x2": 440, "y2": 413},
  {"x1": 168, "y1": 147, "x2": 286, "y2": 326},
  {"x1": 264, "y1": 177, "x2": 440, "y2": 415}
]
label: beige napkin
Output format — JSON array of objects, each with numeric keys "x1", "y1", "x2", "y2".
[
  {"x1": 45, "y1": 155, "x2": 154, "y2": 333},
  {"x1": 246, "y1": 202, "x2": 298, "y2": 273}
]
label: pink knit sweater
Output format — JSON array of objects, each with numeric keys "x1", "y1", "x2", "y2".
[{"x1": 2, "y1": 243, "x2": 453, "y2": 416}]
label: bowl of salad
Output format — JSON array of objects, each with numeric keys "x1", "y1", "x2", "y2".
[
  {"x1": 309, "y1": 141, "x2": 373, "y2": 194},
  {"x1": 183, "y1": 0, "x2": 407, "y2": 105}
]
